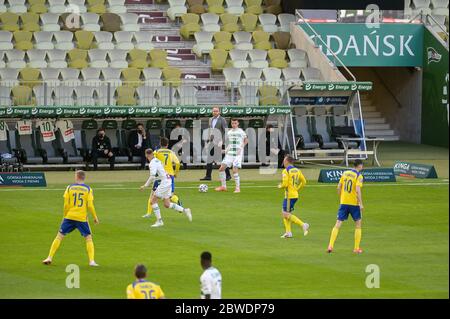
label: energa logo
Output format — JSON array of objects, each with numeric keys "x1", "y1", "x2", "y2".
[{"x1": 427, "y1": 47, "x2": 442, "y2": 64}]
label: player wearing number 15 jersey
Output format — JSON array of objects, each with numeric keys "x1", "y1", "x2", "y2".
[
  {"x1": 278, "y1": 155, "x2": 310, "y2": 239},
  {"x1": 42, "y1": 170, "x2": 99, "y2": 266},
  {"x1": 327, "y1": 159, "x2": 365, "y2": 254},
  {"x1": 127, "y1": 264, "x2": 165, "y2": 299}
]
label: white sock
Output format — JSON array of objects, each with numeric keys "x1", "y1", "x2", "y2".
[
  {"x1": 219, "y1": 171, "x2": 226, "y2": 188},
  {"x1": 152, "y1": 204, "x2": 162, "y2": 221},
  {"x1": 234, "y1": 173, "x2": 240, "y2": 188},
  {"x1": 169, "y1": 202, "x2": 184, "y2": 213}
]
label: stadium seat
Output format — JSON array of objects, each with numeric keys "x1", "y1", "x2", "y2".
[
  {"x1": 412, "y1": 0, "x2": 432, "y2": 15},
  {"x1": 20, "y1": 12, "x2": 41, "y2": 32},
  {"x1": 221, "y1": 13, "x2": 240, "y2": 32},
  {"x1": 287, "y1": 48, "x2": 308, "y2": 68},
  {"x1": 262, "y1": 67, "x2": 282, "y2": 86},
  {"x1": 40, "y1": 13, "x2": 60, "y2": 32},
  {"x1": 282, "y1": 67, "x2": 302, "y2": 86},
  {"x1": 128, "y1": 49, "x2": 149, "y2": 69},
  {"x1": 75, "y1": 30, "x2": 96, "y2": 50},
  {"x1": 59, "y1": 12, "x2": 82, "y2": 32},
  {"x1": 292, "y1": 110, "x2": 320, "y2": 149},
  {"x1": 0, "y1": 12, "x2": 20, "y2": 32},
  {"x1": 107, "y1": 0, "x2": 127, "y2": 14},
  {"x1": 223, "y1": 67, "x2": 242, "y2": 86},
  {"x1": 114, "y1": 31, "x2": 134, "y2": 50},
  {"x1": 8, "y1": 0, "x2": 27, "y2": 14},
  {"x1": 0, "y1": 68, "x2": 20, "y2": 87},
  {"x1": 75, "y1": 86, "x2": 97, "y2": 106},
  {"x1": 240, "y1": 13, "x2": 258, "y2": 32},
  {"x1": 268, "y1": 48, "x2": 287, "y2": 68},
  {"x1": 229, "y1": 49, "x2": 249, "y2": 68},
  {"x1": 0, "y1": 126, "x2": 18, "y2": 164},
  {"x1": 81, "y1": 67, "x2": 102, "y2": 86},
  {"x1": 226, "y1": 0, "x2": 245, "y2": 15},
  {"x1": 259, "y1": 85, "x2": 280, "y2": 105},
  {"x1": 156, "y1": 86, "x2": 176, "y2": 105},
  {"x1": 238, "y1": 84, "x2": 258, "y2": 105},
  {"x1": 100, "y1": 12, "x2": 122, "y2": 32},
  {"x1": 245, "y1": 0, "x2": 263, "y2": 15},
  {"x1": 67, "y1": 0, "x2": 88, "y2": 13},
  {"x1": 54, "y1": 31, "x2": 75, "y2": 50},
  {"x1": 142, "y1": 67, "x2": 163, "y2": 86},
  {"x1": 272, "y1": 31, "x2": 290, "y2": 49},
  {"x1": 431, "y1": 0, "x2": 449, "y2": 15},
  {"x1": 242, "y1": 67, "x2": 262, "y2": 85},
  {"x1": 0, "y1": 0, "x2": 6, "y2": 13},
  {"x1": 193, "y1": 31, "x2": 215, "y2": 57},
  {"x1": 259, "y1": 13, "x2": 278, "y2": 33},
  {"x1": 302, "y1": 67, "x2": 322, "y2": 81},
  {"x1": 5, "y1": 49, "x2": 26, "y2": 68},
  {"x1": 167, "y1": 0, "x2": 188, "y2": 21},
  {"x1": 82, "y1": 13, "x2": 101, "y2": 32},
  {"x1": 88, "y1": 0, "x2": 107, "y2": 14},
  {"x1": 33, "y1": 84, "x2": 53, "y2": 105},
  {"x1": 162, "y1": 67, "x2": 182, "y2": 86},
  {"x1": 278, "y1": 13, "x2": 296, "y2": 32},
  {"x1": 19, "y1": 67, "x2": 41, "y2": 88},
  {"x1": 265, "y1": 0, "x2": 282, "y2": 15},
  {"x1": 48, "y1": 0, "x2": 68, "y2": 14},
  {"x1": 115, "y1": 85, "x2": 136, "y2": 105},
  {"x1": 0, "y1": 87, "x2": 12, "y2": 106},
  {"x1": 54, "y1": 86, "x2": 76, "y2": 106},
  {"x1": 180, "y1": 13, "x2": 201, "y2": 39},
  {"x1": 311, "y1": 107, "x2": 339, "y2": 149},
  {"x1": 188, "y1": 0, "x2": 206, "y2": 14},
  {"x1": 0, "y1": 31, "x2": 13, "y2": 50},
  {"x1": 136, "y1": 86, "x2": 158, "y2": 106},
  {"x1": 101, "y1": 68, "x2": 122, "y2": 86},
  {"x1": 205, "y1": 0, "x2": 224, "y2": 14},
  {"x1": 210, "y1": 48, "x2": 228, "y2": 71},
  {"x1": 13, "y1": 31, "x2": 34, "y2": 51},
  {"x1": 146, "y1": 119, "x2": 163, "y2": 148},
  {"x1": 214, "y1": 31, "x2": 234, "y2": 50},
  {"x1": 33, "y1": 31, "x2": 54, "y2": 50},
  {"x1": 40, "y1": 68, "x2": 61, "y2": 86},
  {"x1": 35, "y1": 128, "x2": 65, "y2": 164},
  {"x1": 248, "y1": 49, "x2": 268, "y2": 68},
  {"x1": 202, "y1": 13, "x2": 221, "y2": 32},
  {"x1": 233, "y1": 31, "x2": 253, "y2": 50},
  {"x1": 253, "y1": 30, "x2": 272, "y2": 50},
  {"x1": 68, "y1": 48, "x2": 89, "y2": 69},
  {"x1": 56, "y1": 129, "x2": 84, "y2": 164},
  {"x1": 61, "y1": 68, "x2": 82, "y2": 86},
  {"x1": 95, "y1": 85, "x2": 115, "y2": 104},
  {"x1": 107, "y1": 50, "x2": 129, "y2": 68},
  {"x1": 14, "y1": 129, "x2": 44, "y2": 164},
  {"x1": 12, "y1": 85, "x2": 35, "y2": 105},
  {"x1": 122, "y1": 67, "x2": 142, "y2": 87},
  {"x1": 94, "y1": 31, "x2": 114, "y2": 50},
  {"x1": 149, "y1": 49, "x2": 169, "y2": 68},
  {"x1": 47, "y1": 49, "x2": 68, "y2": 68},
  {"x1": 134, "y1": 31, "x2": 154, "y2": 50},
  {"x1": 177, "y1": 85, "x2": 198, "y2": 105},
  {"x1": 119, "y1": 13, "x2": 140, "y2": 32},
  {"x1": 0, "y1": 51, "x2": 5, "y2": 68},
  {"x1": 89, "y1": 49, "x2": 109, "y2": 68}
]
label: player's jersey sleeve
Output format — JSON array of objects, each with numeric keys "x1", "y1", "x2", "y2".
[
  {"x1": 280, "y1": 169, "x2": 289, "y2": 188},
  {"x1": 155, "y1": 286, "x2": 165, "y2": 299},
  {"x1": 356, "y1": 175, "x2": 364, "y2": 188},
  {"x1": 200, "y1": 273, "x2": 212, "y2": 298},
  {"x1": 297, "y1": 170, "x2": 307, "y2": 191},
  {"x1": 126, "y1": 284, "x2": 135, "y2": 299}
]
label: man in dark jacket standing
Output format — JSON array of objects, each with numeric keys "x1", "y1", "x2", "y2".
[
  {"x1": 91, "y1": 128, "x2": 115, "y2": 170},
  {"x1": 200, "y1": 106, "x2": 231, "y2": 181},
  {"x1": 128, "y1": 123, "x2": 149, "y2": 169}
]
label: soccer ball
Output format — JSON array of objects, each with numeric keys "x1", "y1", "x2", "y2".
[{"x1": 198, "y1": 184, "x2": 209, "y2": 193}]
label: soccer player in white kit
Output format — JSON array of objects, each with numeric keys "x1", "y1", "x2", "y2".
[
  {"x1": 140, "y1": 149, "x2": 192, "y2": 227},
  {"x1": 200, "y1": 251, "x2": 222, "y2": 299},
  {"x1": 215, "y1": 119, "x2": 248, "y2": 193}
]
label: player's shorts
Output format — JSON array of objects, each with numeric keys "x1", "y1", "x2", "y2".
[
  {"x1": 337, "y1": 204, "x2": 361, "y2": 221},
  {"x1": 59, "y1": 218, "x2": 91, "y2": 237},
  {"x1": 282, "y1": 198, "x2": 298, "y2": 212},
  {"x1": 222, "y1": 154, "x2": 243, "y2": 169},
  {"x1": 153, "y1": 176, "x2": 175, "y2": 193},
  {"x1": 154, "y1": 181, "x2": 172, "y2": 199}
]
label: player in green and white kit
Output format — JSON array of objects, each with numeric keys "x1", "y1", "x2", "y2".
[{"x1": 215, "y1": 119, "x2": 248, "y2": 193}]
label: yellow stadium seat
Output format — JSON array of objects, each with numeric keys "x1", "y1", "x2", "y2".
[
  {"x1": 20, "y1": 13, "x2": 41, "y2": 32},
  {"x1": 214, "y1": 31, "x2": 234, "y2": 50},
  {"x1": 19, "y1": 68, "x2": 42, "y2": 88},
  {"x1": 116, "y1": 86, "x2": 137, "y2": 105},
  {"x1": 268, "y1": 48, "x2": 288, "y2": 68},
  {"x1": 240, "y1": 13, "x2": 258, "y2": 32},
  {"x1": 88, "y1": 0, "x2": 107, "y2": 14},
  {"x1": 149, "y1": 49, "x2": 169, "y2": 68},
  {"x1": 210, "y1": 49, "x2": 228, "y2": 72},
  {"x1": 75, "y1": 30, "x2": 96, "y2": 50},
  {"x1": 0, "y1": 12, "x2": 20, "y2": 32},
  {"x1": 128, "y1": 49, "x2": 149, "y2": 69},
  {"x1": 12, "y1": 86, "x2": 35, "y2": 106},
  {"x1": 180, "y1": 13, "x2": 201, "y2": 39},
  {"x1": 245, "y1": 0, "x2": 263, "y2": 15},
  {"x1": 253, "y1": 30, "x2": 272, "y2": 50},
  {"x1": 259, "y1": 85, "x2": 280, "y2": 105},
  {"x1": 68, "y1": 48, "x2": 89, "y2": 69},
  {"x1": 28, "y1": 0, "x2": 48, "y2": 14},
  {"x1": 220, "y1": 13, "x2": 240, "y2": 32},
  {"x1": 162, "y1": 67, "x2": 182, "y2": 87},
  {"x1": 122, "y1": 68, "x2": 142, "y2": 87},
  {"x1": 13, "y1": 31, "x2": 34, "y2": 50},
  {"x1": 207, "y1": 0, "x2": 225, "y2": 14}
]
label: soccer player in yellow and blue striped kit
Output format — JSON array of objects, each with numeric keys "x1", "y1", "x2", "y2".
[
  {"x1": 327, "y1": 159, "x2": 365, "y2": 254},
  {"x1": 278, "y1": 155, "x2": 310, "y2": 238},
  {"x1": 42, "y1": 170, "x2": 99, "y2": 266},
  {"x1": 142, "y1": 137, "x2": 182, "y2": 219}
]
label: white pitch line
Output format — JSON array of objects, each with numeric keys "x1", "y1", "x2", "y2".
[{"x1": 0, "y1": 182, "x2": 448, "y2": 192}]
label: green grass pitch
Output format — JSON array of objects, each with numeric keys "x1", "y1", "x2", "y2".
[{"x1": 0, "y1": 168, "x2": 448, "y2": 299}]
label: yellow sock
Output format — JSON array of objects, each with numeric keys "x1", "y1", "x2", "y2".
[
  {"x1": 354, "y1": 228, "x2": 362, "y2": 250},
  {"x1": 48, "y1": 237, "x2": 61, "y2": 258},
  {"x1": 171, "y1": 194, "x2": 179, "y2": 204},
  {"x1": 289, "y1": 215, "x2": 304, "y2": 227},
  {"x1": 328, "y1": 227, "x2": 339, "y2": 248},
  {"x1": 283, "y1": 218, "x2": 292, "y2": 233},
  {"x1": 147, "y1": 198, "x2": 153, "y2": 215},
  {"x1": 86, "y1": 239, "x2": 95, "y2": 262}
]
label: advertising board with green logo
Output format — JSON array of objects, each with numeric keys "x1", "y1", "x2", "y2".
[
  {"x1": 421, "y1": 28, "x2": 449, "y2": 148},
  {"x1": 393, "y1": 161, "x2": 438, "y2": 179},
  {"x1": 299, "y1": 23, "x2": 424, "y2": 67}
]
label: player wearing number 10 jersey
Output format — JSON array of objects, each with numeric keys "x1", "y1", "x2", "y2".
[
  {"x1": 42, "y1": 170, "x2": 99, "y2": 266},
  {"x1": 327, "y1": 159, "x2": 365, "y2": 254}
]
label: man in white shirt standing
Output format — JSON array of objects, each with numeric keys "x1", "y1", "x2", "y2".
[
  {"x1": 140, "y1": 149, "x2": 192, "y2": 228},
  {"x1": 200, "y1": 251, "x2": 222, "y2": 299}
]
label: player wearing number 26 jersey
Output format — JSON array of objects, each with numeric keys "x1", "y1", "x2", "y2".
[
  {"x1": 327, "y1": 159, "x2": 365, "y2": 254},
  {"x1": 127, "y1": 264, "x2": 165, "y2": 299},
  {"x1": 42, "y1": 170, "x2": 99, "y2": 267}
]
